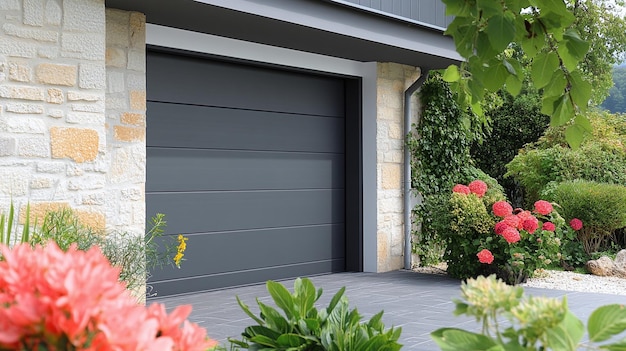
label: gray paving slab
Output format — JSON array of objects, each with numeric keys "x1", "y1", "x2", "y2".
[{"x1": 151, "y1": 271, "x2": 626, "y2": 350}]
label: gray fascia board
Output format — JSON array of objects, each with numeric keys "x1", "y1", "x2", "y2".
[{"x1": 196, "y1": 0, "x2": 462, "y2": 62}]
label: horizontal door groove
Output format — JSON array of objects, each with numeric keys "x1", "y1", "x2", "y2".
[
  {"x1": 155, "y1": 223, "x2": 347, "y2": 237},
  {"x1": 147, "y1": 100, "x2": 345, "y2": 119},
  {"x1": 146, "y1": 145, "x2": 345, "y2": 156},
  {"x1": 147, "y1": 188, "x2": 345, "y2": 195}
]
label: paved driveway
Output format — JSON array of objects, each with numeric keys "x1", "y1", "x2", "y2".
[{"x1": 152, "y1": 271, "x2": 626, "y2": 350}]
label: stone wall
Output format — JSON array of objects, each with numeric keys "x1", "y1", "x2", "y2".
[
  {"x1": 0, "y1": 0, "x2": 146, "y2": 236},
  {"x1": 376, "y1": 62, "x2": 421, "y2": 272}
]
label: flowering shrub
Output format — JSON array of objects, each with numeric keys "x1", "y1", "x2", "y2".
[
  {"x1": 442, "y1": 180, "x2": 581, "y2": 284},
  {"x1": 0, "y1": 242, "x2": 217, "y2": 351}
]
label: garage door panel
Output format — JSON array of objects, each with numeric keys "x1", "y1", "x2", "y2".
[
  {"x1": 147, "y1": 148, "x2": 345, "y2": 192},
  {"x1": 147, "y1": 190, "x2": 344, "y2": 234},
  {"x1": 151, "y1": 224, "x2": 345, "y2": 281},
  {"x1": 147, "y1": 52, "x2": 345, "y2": 117},
  {"x1": 146, "y1": 102, "x2": 344, "y2": 153},
  {"x1": 150, "y1": 260, "x2": 345, "y2": 297}
]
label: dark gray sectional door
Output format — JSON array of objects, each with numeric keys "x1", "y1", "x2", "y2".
[{"x1": 146, "y1": 51, "x2": 346, "y2": 296}]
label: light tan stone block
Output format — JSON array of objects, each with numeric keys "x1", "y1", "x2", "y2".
[
  {"x1": 0, "y1": 85, "x2": 44, "y2": 100},
  {"x1": 129, "y1": 90, "x2": 145, "y2": 110},
  {"x1": 6, "y1": 103, "x2": 44, "y2": 114},
  {"x1": 50, "y1": 127, "x2": 99, "y2": 163},
  {"x1": 129, "y1": 12, "x2": 146, "y2": 49},
  {"x1": 8, "y1": 62, "x2": 31, "y2": 82},
  {"x1": 30, "y1": 176, "x2": 52, "y2": 189},
  {"x1": 19, "y1": 202, "x2": 70, "y2": 224},
  {"x1": 381, "y1": 163, "x2": 401, "y2": 190},
  {"x1": 120, "y1": 112, "x2": 145, "y2": 126},
  {"x1": 114, "y1": 125, "x2": 144, "y2": 142},
  {"x1": 105, "y1": 47, "x2": 126, "y2": 67},
  {"x1": 47, "y1": 88, "x2": 63, "y2": 104},
  {"x1": 36, "y1": 63, "x2": 76, "y2": 86}
]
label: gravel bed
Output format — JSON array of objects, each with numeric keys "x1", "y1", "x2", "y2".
[{"x1": 413, "y1": 264, "x2": 626, "y2": 296}]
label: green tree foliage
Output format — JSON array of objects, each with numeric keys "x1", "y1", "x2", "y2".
[
  {"x1": 442, "y1": 0, "x2": 594, "y2": 148},
  {"x1": 470, "y1": 90, "x2": 548, "y2": 205},
  {"x1": 601, "y1": 66, "x2": 626, "y2": 113},
  {"x1": 505, "y1": 110, "x2": 626, "y2": 203},
  {"x1": 572, "y1": 0, "x2": 626, "y2": 104}
]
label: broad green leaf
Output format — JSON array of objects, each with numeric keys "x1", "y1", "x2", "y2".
[
  {"x1": 256, "y1": 301, "x2": 290, "y2": 333},
  {"x1": 541, "y1": 95, "x2": 559, "y2": 118},
  {"x1": 600, "y1": 337, "x2": 626, "y2": 351},
  {"x1": 442, "y1": 0, "x2": 474, "y2": 16},
  {"x1": 588, "y1": 304, "x2": 626, "y2": 342},
  {"x1": 531, "y1": 52, "x2": 559, "y2": 88},
  {"x1": 248, "y1": 334, "x2": 279, "y2": 347},
  {"x1": 483, "y1": 60, "x2": 509, "y2": 92},
  {"x1": 565, "y1": 124, "x2": 586, "y2": 150},
  {"x1": 551, "y1": 94, "x2": 575, "y2": 126},
  {"x1": 236, "y1": 296, "x2": 265, "y2": 325},
  {"x1": 539, "y1": 6, "x2": 575, "y2": 30},
  {"x1": 276, "y1": 333, "x2": 306, "y2": 348},
  {"x1": 266, "y1": 280, "x2": 297, "y2": 320},
  {"x1": 477, "y1": 32, "x2": 500, "y2": 60},
  {"x1": 487, "y1": 13, "x2": 516, "y2": 52},
  {"x1": 521, "y1": 21, "x2": 546, "y2": 59},
  {"x1": 545, "y1": 311, "x2": 584, "y2": 351},
  {"x1": 505, "y1": 75, "x2": 522, "y2": 96},
  {"x1": 477, "y1": 0, "x2": 503, "y2": 17},
  {"x1": 450, "y1": 23, "x2": 478, "y2": 59},
  {"x1": 569, "y1": 71, "x2": 592, "y2": 113},
  {"x1": 442, "y1": 65, "x2": 461, "y2": 82},
  {"x1": 245, "y1": 325, "x2": 282, "y2": 341},
  {"x1": 295, "y1": 278, "x2": 317, "y2": 317},
  {"x1": 303, "y1": 318, "x2": 321, "y2": 333},
  {"x1": 326, "y1": 286, "x2": 346, "y2": 313},
  {"x1": 543, "y1": 70, "x2": 567, "y2": 98},
  {"x1": 574, "y1": 114, "x2": 592, "y2": 133},
  {"x1": 557, "y1": 29, "x2": 589, "y2": 71},
  {"x1": 431, "y1": 328, "x2": 500, "y2": 351}
]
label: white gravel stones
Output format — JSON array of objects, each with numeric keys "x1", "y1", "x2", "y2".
[{"x1": 522, "y1": 270, "x2": 626, "y2": 296}]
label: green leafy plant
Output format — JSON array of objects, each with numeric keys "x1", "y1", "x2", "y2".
[
  {"x1": 0, "y1": 202, "x2": 31, "y2": 246},
  {"x1": 432, "y1": 274, "x2": 626, "y2": 351},
  {"x1": 229, "y1": 277, "x2": 402, "y2": 351},
  {"x1": 542, "y1": 180, "x2": 626, "y2": 254},
  {"x1": 28, "y1": 208, "x2": 182, "y2": 299}
]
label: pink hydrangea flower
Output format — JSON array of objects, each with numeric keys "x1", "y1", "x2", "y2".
[
  {"x1": 477, "y1": 249, "x2": 494, "y2": 264},
  {"x1": 533, "y1": 200, "x2": 553, "y2": 215},
  {"x1": 503, "y1": 215, "x2": 520, "y2": 229},
  {"x1": 492, "y1": 201, "x2": 513, "y2": 217},
  {"x1": 542, "y1": 222, "x2": 556, "y2": 231},
  {"x1": 468, "y1": 180, "x2": 488, "y2": 197},
  {"x1": 501, "y1": 227, "x2": 521, "y2": 244},
  {"x1": 522, "y1": 216, "x2": 539, "y2": 234},
  {"x1": 452, "y1": 184, "x2": 471, "y2": 195},
  {"x1": 494, "y1": 221, "x2": 509, "y2": 235},
  {"x1": 570, "y1": 218, "x2": 583, "y2": 231}
]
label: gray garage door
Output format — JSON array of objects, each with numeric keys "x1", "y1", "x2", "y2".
[{"x1": 146, "y1": 50, "x2": 347, "y2": 296}]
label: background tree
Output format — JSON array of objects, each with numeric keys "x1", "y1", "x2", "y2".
[{"x1": 601, "y1": 66, "x2": 626, "y2": 113}]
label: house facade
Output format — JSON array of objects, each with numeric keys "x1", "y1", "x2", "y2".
[{"x1": 0, "y1": 0, "x2": 459, "y2": 296}]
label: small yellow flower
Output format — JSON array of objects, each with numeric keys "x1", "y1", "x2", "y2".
[{"x1": 173, "y1": 234, "x2": 188, "y2": 268}]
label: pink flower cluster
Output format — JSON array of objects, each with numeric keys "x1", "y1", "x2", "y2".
[
  {"x1": 453, "y1": 180, "x2": 488, "y2": 197},
  {"x1": 0, "y1": 243, "x2": 218, "y2": 351},
  {"x1": 477, "y1": 249, "x2": 494, "y2": 264}
]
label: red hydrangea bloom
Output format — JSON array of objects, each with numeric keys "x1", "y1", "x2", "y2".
[
  {"x1": 492, "y1": 201, "x2": 513, "y2": 217},
  {"x1": 542, "y1": 222, "x2": 556, "y2": 231},
  {"x1": 468, "y1": 180, "x2": 488, "y2": 197},
  {"x1": 516, "y1": 210, "x2": 534, "y2": 230},
  {"x1": 501, "y1": 227, "x2": 521, "y2": 243},
  {"x1": 477, "y1": 249, "x2": 494, "y2": 264},
  {"x1": 522, "y1": 216, "x2": 539, "y2": 234},
  {"x1": 494, "y1": 221, "x2": 509, "y2": 235},
  {"x1": 503, "y1": 215, "x2": 520, "y2": 229},
  {"x1": 452, "y1": 184, "x2": 471, "y2": 195},
  {"x1": 570, "y1": 218, "x2": 583, "y2": 231},
  {"x1": 533, "y1": 200, "x2": 553, "y2": 215}
]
